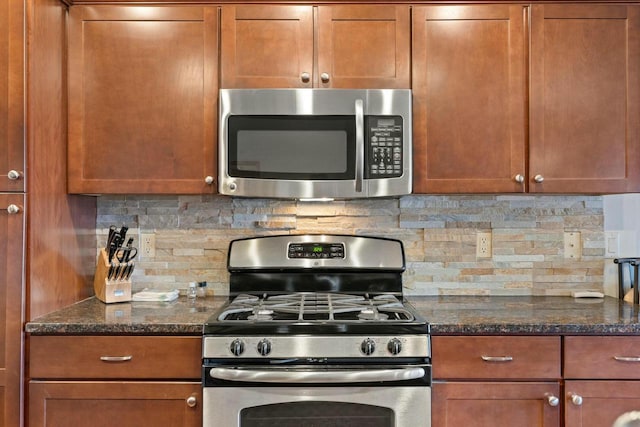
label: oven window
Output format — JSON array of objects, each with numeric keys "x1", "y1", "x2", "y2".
[
  {"x1": 228, "y1": 116, "x2": 356, "y2": 180},
  {"x1": 240, "y1": 401, "x2": 394, "y2": 427}
]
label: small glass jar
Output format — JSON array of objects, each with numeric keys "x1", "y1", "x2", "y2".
[
  {"x1": 187, "y1": 282, "x2": 197, "y2": 299},
  {"x1": 197, "y1": 281, "x2": 207, "y2": 298}
]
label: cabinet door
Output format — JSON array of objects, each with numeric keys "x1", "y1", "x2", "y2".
[
  {"x1": 432, "y1": 382, "x2": 560, "y2": 427},
  {"x1": 530, "y1": 5, "x2": 640, "y2": 193},
  {"x1": 412, "y1": 5, "x2": 527, "y2": 193},
  {"x1": 220, "y1": 5, "x2": 313, "y2": 88},
  {"x1": 0, "y1": 0, "x2": 24, "y2": 192},
  {"x1": 29, "y1": 381, "x2": 201, "y2": 427},
  {"x1": 565, "y1": 380, "x2": 640, "y2": 427},
  {"x1": 316, "y1": 5, "x2": 410, "y2": 88},
  {"x1": 0, "y1": 194, "x2": 24, "y2": 427},
  {"x1": 68, "y1": 6, "x2": 218, "y2": 194}
]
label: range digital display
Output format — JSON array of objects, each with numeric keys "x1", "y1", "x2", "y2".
[{"x1": 288, "y1": 243, "x2": 345, "y2": 259}]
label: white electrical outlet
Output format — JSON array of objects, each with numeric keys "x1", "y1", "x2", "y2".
[
  {"x1": 564, "y1": 232, "x2": 581, "y2": 259},
  {"x1": 476, "y1": 232, "x2": 492, "y2": 258},
  {"x1": 140, "y1": 233, "x2": 156, "y2": 258}
]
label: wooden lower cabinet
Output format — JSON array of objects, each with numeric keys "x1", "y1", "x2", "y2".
[
  {"x1": 432, "y1": 381, "x2": 561, "y2": 427},
  {"x1": 565, "y1": 381, "x2": 640, "y2": 427},
  {"x1": 28, "y1": 335, "x2": 203, "y2": 427},
  {"x1": 29, "y1": 381, "x2": 201, "y2": 427}
]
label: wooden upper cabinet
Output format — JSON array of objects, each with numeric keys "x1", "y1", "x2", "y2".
[
  {"x1": 67, "y1": 6, "x2": 218, "y2": 194},
  {"x1": 412, "y1": 5, "x2": 528, "y2": 193},
  {"x1": 316, "y1": 5, "x2": 410, "y2": 88},
  {"x1": 0, "y1": 0, "x2": 24, "y2": 192},
  {"x1": 221, "y1": 6, "x2": 313, "y2": 88},
  {"x1": 220, "y1": 5, "x2": 410, "y2": 89},
  {"x1": 530, "y1": 4, "x2": 640, "y2": 193}
]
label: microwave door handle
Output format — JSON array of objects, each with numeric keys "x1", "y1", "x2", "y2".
[{"x1": 355, "y1": 99, "x2": 364, "y2": 193}]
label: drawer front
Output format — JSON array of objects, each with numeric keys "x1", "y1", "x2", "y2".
[
  {"x1": 29, "y1": 336, "x2": 202, "y2": 379},
  {"x1": 432, "y1": 336, "x2": 561, "y2": 380},
  {"x1": 565, "y1": 336, "x2": 640, "y2": 379}
]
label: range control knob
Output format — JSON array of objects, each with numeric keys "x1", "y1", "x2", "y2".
[
  {"x1": 257, "y1": 339, "x2": 272, "y2": 356},
  {"x1": 387, "y1": 338, "x2": 402, "y2": 355},
  {"x1": 361, "y1": 338, "x2": 376, "y2": 356},
  {"x1": 229, "y1": 339, "x2": 245, "y2": 356}
]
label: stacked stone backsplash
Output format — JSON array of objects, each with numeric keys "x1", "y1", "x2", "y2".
[{"x1": 96, "y1": 195, "x2": 605, "y2": 296}]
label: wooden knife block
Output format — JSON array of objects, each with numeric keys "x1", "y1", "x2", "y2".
[{"x1": 94, "y1": 249, "x2": 132, "y2": 303}]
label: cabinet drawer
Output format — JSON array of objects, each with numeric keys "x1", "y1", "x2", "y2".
[
  {"x1": 565, "y1": 336, "x2": 640, "y2": 379},
  {"x1": 29, "y1": 336, "x2": 202, "y2": 379},
  {"x1": 432, "y1": 336, "x2": 561, "y2": 380}
]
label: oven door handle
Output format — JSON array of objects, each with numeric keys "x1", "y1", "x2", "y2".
[{"x1": 209, "y1": 367, "x2": 425, "y2": 384}]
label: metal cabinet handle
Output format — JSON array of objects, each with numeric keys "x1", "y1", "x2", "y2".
[
  {"x1": 546, "y1": 395, "x2": 560, "y2": 407},
  {"x1": 481, "y1": 355, "x2": 513, "y2": 362},
  {"x1": 301, "y1": 72, "x2": 310, "y2": 83},
  {"x1": 569, "y1": 393, "x2": 583, "y2": 406},
  {"x1": 7, "y1": 170, "x2": 22, "y2": 180},
  {"x1": 99, "y1": 355, "x2": 133, "y2": 362},
  {"x1": 514, "y1": 174, "x2": 525, "y2": 183},
  {"x1": 614, "y1": 356, "x2": 640, "y2": 362},
  {"x1": 5, "y1": 204, "x2": 21, "y2": 214},
  {"x1": 320, "y1": 72, "x2": 330, "y2": 83},
  {"x1": 204, "y1": 176, "x2": 214, "y2": 185},
  {"x1": 186, "y1": 395, "x2": 197, "y2": 408},
  {"x1": 534, "y1": 174, "x2": 544, "y2": 183}
]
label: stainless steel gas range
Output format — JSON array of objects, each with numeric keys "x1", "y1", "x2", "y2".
[{"x1": 202, "y1": 234, "x2": 431, "y2": 427}]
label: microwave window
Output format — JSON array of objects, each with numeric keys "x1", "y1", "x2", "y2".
[{"x1": 228, "y1": 116, "x2": 356, "y2": 180}]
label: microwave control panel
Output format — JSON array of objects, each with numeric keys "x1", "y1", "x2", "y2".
[{"x1": 366, "y1": 116, "x2": 403, "y2": 178}]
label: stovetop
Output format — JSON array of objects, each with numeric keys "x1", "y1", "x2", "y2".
[{"x1": 204, "y1": 234, "x2": 429, "y2": 335}]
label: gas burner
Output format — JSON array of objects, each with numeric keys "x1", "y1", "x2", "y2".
[
  {"x1": 358, "y1": 308, "x2": 389, "y2": 321},
  {"x1": 217, "y1": 292, "x2": 415, "y2": 323}
]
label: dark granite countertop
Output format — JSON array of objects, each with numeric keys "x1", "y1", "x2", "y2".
[
  {"x1": 25, "y1": 295, "x2": 640, "y2": 336},
  {"x1": 411, "y1": 296, "x2": 640, "y2": 335},
  {"x1": 25, "y1": 296, "x2": 228, "y2": 335}
]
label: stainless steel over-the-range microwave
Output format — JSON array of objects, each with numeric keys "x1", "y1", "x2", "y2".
[{"x1": 218, "y1": 89, "x2": 412, "y2": 200}]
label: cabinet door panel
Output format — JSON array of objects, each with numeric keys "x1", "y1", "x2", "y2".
[
  {"x1": 432, "y1": 382, "x2": 560, "y2": 427},
  {"x1": 221, "y1": 5, "x2": 313, "y2": 88},
  {"x1": 530, "y1": 5, "x2": 640, "y2": 193},
  {"x1": 0, "y1": 193, "x2": 24, "y2": 427},
  {"x1": 317, "y1": 5, "x2": 410, "y2": 88},
  {"x1": 68, "y1": 6, "x2": 218, "y2": 194},
  {"x1": 29, "y1": 381, "x2": 201, "y2": 427},
  {"x1": 412, "y1": 5, "x2": 527, "y2": 193},
  {"x1": 565, "y1": 380, "x2": 640, "y2": 427},
  {"x1": 0, "y1": 0, "x2": 24, "y2": 192}
]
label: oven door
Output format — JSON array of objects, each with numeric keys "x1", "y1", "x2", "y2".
[{"x1": 203, "y1": 365, "x2": 431, "y2": 427}]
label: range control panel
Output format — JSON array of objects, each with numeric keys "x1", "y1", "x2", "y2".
[
  {"x1": 366, "y1": 116, "x2": 403, "y2": 178},
  {"x1": 288, "y1": 242, "x2": 345, "y2": 259}
]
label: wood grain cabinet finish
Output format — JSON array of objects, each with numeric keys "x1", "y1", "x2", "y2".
[
  {"x1": 29, "y1": 336, "x2": 202, "y2": 380},
  {"x1": 29, "y1": 382, "x2": 202, "y2": 427},
  {"x1": 0, "y1": 194, "x2": 24, "y2": 427},
  {"x1": 432, "y1": 336, "x2": 561, "y2": 380},
  {"x1": 564, "y1": 380, "x2": 640, "y2": 427},
  {"x1": 564, "y1": 336, "x2": 640, "y2": 426},
  {"x1": 0, "y1": 0, "x2": 24, "y2": 193},
  {"x1": 221, "y1": 5, "x2": 410, "y2": 89},
  {"x1": 432, "y1": 382, "x2": 561, "y2": 427},
  {"x1": 530, "y1": 4, "x2": 640, "y2": 193},
  {"x1": 412, "y1": 5, "x2": 528, "y2": 193},
  {"x1": 432, "y1": 336, "x2": 561, "y2": 427},
  {"x1": 67, "y1": 6, "x2": 218, "y2": 194},
  {"x1": 29, "y1": 336, "x2": 202, "y2": 426}
]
